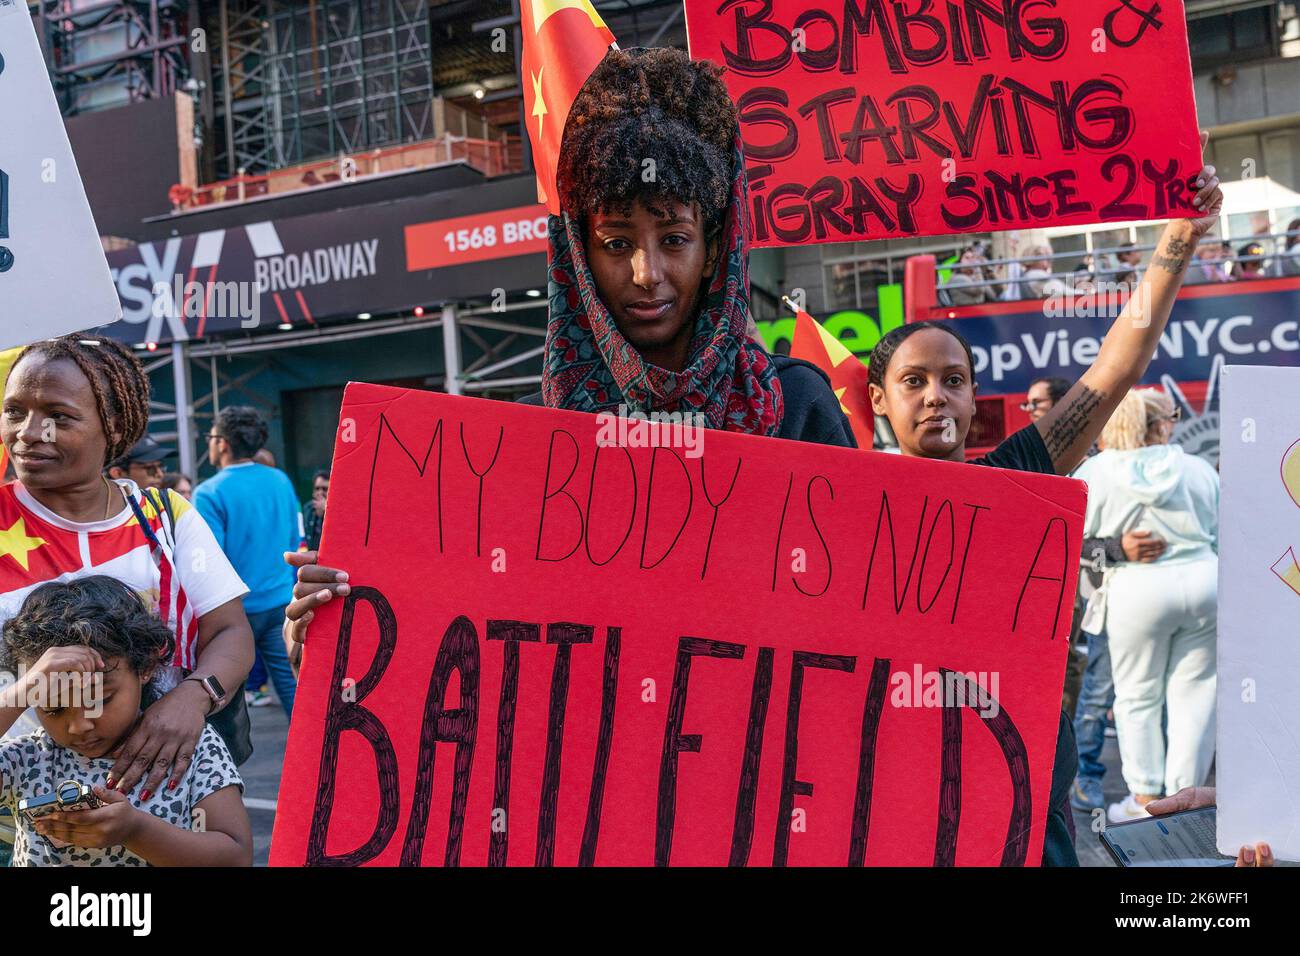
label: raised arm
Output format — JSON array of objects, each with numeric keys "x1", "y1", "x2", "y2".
[{"x1": 1036, "y1": 134, "x2": 1223, "y2": 475}]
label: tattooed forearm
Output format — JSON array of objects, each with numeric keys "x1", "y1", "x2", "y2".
[
  {"x1": 1043, "y1": 385, "x2": 1104, "y2": 463},
  {"x1": 1151, "y1": 237, "x2": 1192, "y2": 275}
]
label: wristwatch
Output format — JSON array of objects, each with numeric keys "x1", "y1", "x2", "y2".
[{"x1": 183, "y1": 674, "x2": 228, "y2": 714}]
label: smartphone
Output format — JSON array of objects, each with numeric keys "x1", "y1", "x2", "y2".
[
  {"x1": 17, "y1": 779, "x2": 101, "y2": 822},
  {"x1": 1099, "y1": 806, "x2": 1233, "y2": 867}
]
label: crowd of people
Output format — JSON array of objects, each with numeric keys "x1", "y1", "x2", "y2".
[
  {"x1": 1021, "y1": 376, "x2": 1231, "y2": 849},
  {"x1": 0, "y1": 47, "x2": 1278, "y2": 867},
  {"x1": 942, "y1": 218, "x2": 1300, "y2": 307}
]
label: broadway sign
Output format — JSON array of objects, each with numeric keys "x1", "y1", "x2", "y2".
[
  {"x1": 270, "y1": 385, "x2": 1084, "y2": 866},
  {"x1": 99, "y1": 187, "x2": 549, "y2": 346}
]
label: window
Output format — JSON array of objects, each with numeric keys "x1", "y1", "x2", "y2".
[
  {"x1": 1214, "y1": 134, "x2": 1263, "y2": 184},
  {"x1": 1263, "y1": 128, "x2": 1300, "y2": 191},
  {"x1": 1190, "y1": 7, "x2": 1278, "y2": 69}
]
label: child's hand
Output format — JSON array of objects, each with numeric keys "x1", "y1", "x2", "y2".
[
  {"x1": 33, "y1": 786, "x2": 139, "y2": 849},
  {"x1": 19, "y1": 647, "x2": 104, "y2": 705}
]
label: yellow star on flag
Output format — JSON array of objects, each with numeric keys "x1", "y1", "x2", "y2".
[
  {"x1": 833, "y1": 386, "x2": 850, "y2": 416},
  {"x1": 815, "y1": 321, "x2": 858, "y2": 369},
  {"x1": 531, "y1": 67, "x2": 548, "y2": 142},
  {"x1": 0, "y1": 517, "x2": 46, "y2": 571},
  {"x1": 529, "y1": 0, "x2": 608, "y2": 33}
]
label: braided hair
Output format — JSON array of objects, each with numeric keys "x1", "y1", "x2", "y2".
[
  {"x1": 6, "y1": 335, "x2": 151, "y2": 465},
  {"x1": 557, "y1": 47, "x2": 737, "y2": 240},
  {"x1": 868, "y1": 322, "x2": 977, "y2": 391}
]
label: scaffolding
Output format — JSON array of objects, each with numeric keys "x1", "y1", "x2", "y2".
[
  {"x1": 36, "y1": 0, "x2": 192, "y2": 115},
  {"x1": 211, "y1": 0, "x2": 434, "y2": 179},
  {"x1": 213, "y1": 0, "x2": 273, "y2": 175}
]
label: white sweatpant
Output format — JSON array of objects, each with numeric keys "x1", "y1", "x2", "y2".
[{"x1": 1104, "y1": 556, "x2": 1218, "y2": 796}]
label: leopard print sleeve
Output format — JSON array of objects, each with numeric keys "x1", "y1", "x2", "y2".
[
  {"x1": 0, "y1": 733, "x2": 45, "y2": 810},
  {"x1": 0, "y1": 736, "x2": 24, "y2": 808},
  {"x1": 188, "y1": 724, "x2": 243, "y2": 806}
]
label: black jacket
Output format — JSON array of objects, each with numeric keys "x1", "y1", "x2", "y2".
[{"x1": 517, "y1": 355, "x2": 858, "y2": 449}]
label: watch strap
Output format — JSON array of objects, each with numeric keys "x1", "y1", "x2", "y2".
[{"x1": 183, "y1": 675, "x2": 222, "y2": 713}]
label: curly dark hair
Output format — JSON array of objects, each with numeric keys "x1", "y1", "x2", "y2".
[
  {"x1": 868, "y1": 322, "x2": 976, "y2": 391},
  {"x1": 7, "y1": 335, "x2": 151, "y2": 466},
  {"x1": 0, "y1": 576, "x2": 175, "y2": 677},
  {"x1": 557, "y1": 47, "x2": 738, "y2": 239},
  {"x1": 214, "y1": 405, "x2": 269, "y2": 460}
]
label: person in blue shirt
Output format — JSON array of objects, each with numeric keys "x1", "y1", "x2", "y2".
[{"x1": 194, "y1": 406, "x2": 300, "y2": 717}]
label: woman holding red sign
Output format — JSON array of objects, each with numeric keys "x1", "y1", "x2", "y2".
[
  {"x1": 284, "y1": 52, "x2": 858, "y2": 664},
  {"x1": 861, "y1": 134, "x2": 1223, "y2": 865},
  {"x1": 283, "y1": 51, "x2": 1225, "y2": 866}
]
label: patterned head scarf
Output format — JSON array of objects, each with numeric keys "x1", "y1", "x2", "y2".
[{"x1": 541, "y1": 137, "x2": 784, "y2": 436}]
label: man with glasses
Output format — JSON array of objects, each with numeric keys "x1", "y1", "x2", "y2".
[
  {"x1": 1022, "y1": 376, "x2": 1073, "y2": 423},
  {"x1": 194, "y1": 406, "x2": 301, "y2": 717},
  {"x1": 106, "y1": 435, "x2": 173, "y2": 491}
]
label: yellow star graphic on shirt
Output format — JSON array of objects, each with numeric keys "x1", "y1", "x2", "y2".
[
  {"x1": 833, "y1": 386, "x2": 851, "y2": 416},
  {"x1": 0, "y1": 517, "x2": 46, "y2": 571},
  {"x1": 531, "y1": 67, "x2": 548, "y2": 142}
]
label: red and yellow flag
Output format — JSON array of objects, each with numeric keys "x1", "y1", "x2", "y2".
[
  {"x1": 788, "y1": 303, "x2": 874, "y2": 450},
  {"x1": 519, "y1": 0, "x2": 617, "y2": 214},
  {"x1": 0, "y1": 348, "x2": 21, "y2": 480}
]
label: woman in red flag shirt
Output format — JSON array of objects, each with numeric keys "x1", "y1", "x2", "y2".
[{"x1": 0, "y1": 335, "x2": 254, "y2": 800}]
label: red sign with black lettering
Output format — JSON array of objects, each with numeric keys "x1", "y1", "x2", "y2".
[
  {"x1": 684, "y1": 0, "x2": 1202, "y2": 247},
  {"x1": 269, "y1": 384, "x2": 1083, "y2": 866},
  {"x1": 405, "y1": 204, "x2": 550, "y2": 270}
]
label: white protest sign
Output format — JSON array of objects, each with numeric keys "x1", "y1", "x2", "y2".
[
  {"x1": 1217, "y1": 365, "x2": 1300, "y2": 862},
  {"x1": 0, "y1": 5, "x2": 121, "y2": 349}
]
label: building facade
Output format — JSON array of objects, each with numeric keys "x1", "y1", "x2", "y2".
[{"x1": 31, "y1": 0, "x2": 1300, "y2": 490}]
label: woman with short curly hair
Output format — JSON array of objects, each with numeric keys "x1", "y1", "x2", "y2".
[{"x1": 518, "y1": 47, "x2": 854, "y2": 446}]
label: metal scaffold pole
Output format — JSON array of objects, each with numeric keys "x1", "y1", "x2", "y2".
[
  {"x1": 441, "y1": 303, "x2": 462, "y2": 395},
  {"x1": 171, "y1": 340, "x2": 196, "y2": 477}
]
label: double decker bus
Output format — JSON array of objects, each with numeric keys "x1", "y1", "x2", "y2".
[{"x1": 906, "y1": 239, "x2": 1300, "y2": 464}]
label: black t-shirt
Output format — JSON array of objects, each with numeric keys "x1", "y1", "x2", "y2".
[
  {"x1": 972, "y1": 424, "x2": 1080, "y2": 867},
  {"x1": 971, "y1": 423, "x2": 1057, "y2": 474},
  {"x1": 516, "y1": 355, "x2": 857, "y2": 449}
]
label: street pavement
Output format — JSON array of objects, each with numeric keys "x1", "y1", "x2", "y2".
[
  {"x1": 243, "y1": 701, "x2": 289, "y2": 867},
  {"x1": 1072, "y1": 729, "x2": 1136, "y2": 867},
  {"x1": 241, "y1": 696, "x2": 1138, "y2": 867}
]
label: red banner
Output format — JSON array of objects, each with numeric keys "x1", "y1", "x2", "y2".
[
  {"x1": 405, "y1": 204, "x2": 550, "y2": 270},
  {"x1": 684, "y1": 0, "x2": 1202, "y2": 247},
  {"x1": 270, "y1": 384, "x2": 1083, "y2": 866}
]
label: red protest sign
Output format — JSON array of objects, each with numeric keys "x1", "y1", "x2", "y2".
[
  {"x1": 269, "y1": 385, "x2": 1083, "y2": 866},
  {"x1": 684, "y1": 0, "x2": 1202, "y2": 247}
]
